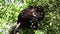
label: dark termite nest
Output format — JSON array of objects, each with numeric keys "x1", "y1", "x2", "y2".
[
  {"x1": 9, "y1": 6, "x2": 45, "y2": 34},
  {"x1": 17, "y1": 6, "x2": 45, "y2": 29}
]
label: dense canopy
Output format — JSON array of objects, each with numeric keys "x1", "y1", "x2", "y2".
[{"x1": 0, "y1": 0, "x2": 60, "y2": 34}]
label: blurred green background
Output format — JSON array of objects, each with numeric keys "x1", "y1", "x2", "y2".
[{"x1": 0, "y1": 0, "x2": 60, "y2": 34}]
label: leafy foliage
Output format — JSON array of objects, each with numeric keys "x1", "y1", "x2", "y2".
[{"x1": 0, "y1": 0, "x2": 60, "y2": 34}]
